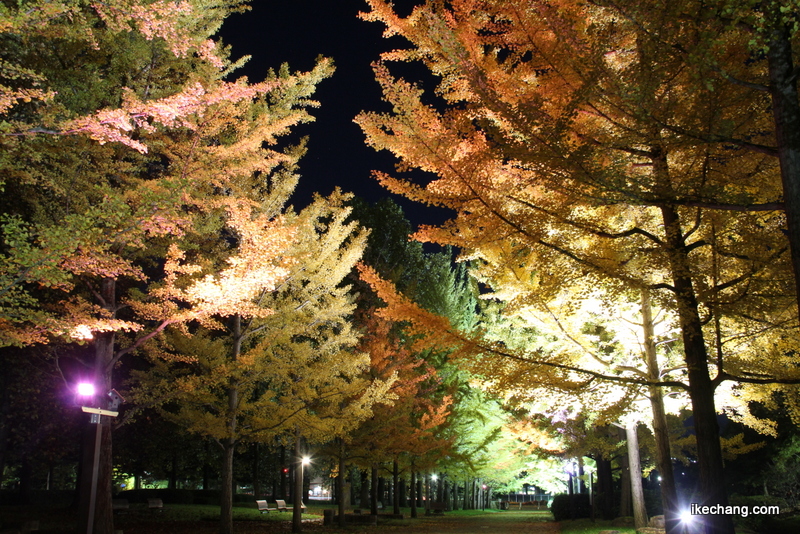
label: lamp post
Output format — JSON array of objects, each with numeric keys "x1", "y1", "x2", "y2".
[
  {"x1": 292, "y1": 453, "x2": 311, "y2": 534},
  {"x1": 76, "y1": 383, "x2": 122, "y2": 534},
  {"x1": 482, "y1": 484, "x2": 487, "y2": 511}
]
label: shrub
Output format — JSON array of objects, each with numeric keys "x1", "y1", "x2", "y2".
[
  {"x1": 192, "y1": 489, "x2": 221, "y2": 505},
  {"x1": 728, "y1": 494, "x2": 788, "y2": 533},
  {"x1": 550, "y1": 493, "x2": 591, "y2": 521}
]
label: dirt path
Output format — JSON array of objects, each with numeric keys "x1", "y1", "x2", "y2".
[
  {"x1": 114, "y1": 510, "x2": 560, "y2": 534},
  {"x1": 329, "y1": 511, "x2": 561, "y2": 534}
]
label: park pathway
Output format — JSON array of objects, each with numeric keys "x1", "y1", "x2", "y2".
[
  {"x1": 364, "y1": 510, "x2": 561, "y2": 534},
  {"x1": 112, "y1": 510, "x2": 560, "y2": 534}
]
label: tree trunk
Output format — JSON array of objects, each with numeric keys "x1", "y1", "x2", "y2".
[
  {"x1": 219, "y1": 440, "x2": 235, "y2": 534},
  {"x1": 392, "y1": 460, "x2": 400, "y2": 515},
  {"x1": 252, "y1": 443, "x2": 260, "y2": 497},
  {"x1": 169, "y1": 451, "x2": 178, "y2": 490},
  {"x1": 292, "y1": 434, "x2": 303, "y2": 533},
  {"x1": 767, "y1": 10, "x2": 800, "y2": 322},
  {"x1": 280, "y1": 445, "x2": 288, "y2": 499},
  {"x1": 203, "y1": 441, "x2": 211, "y2": 490},
  {"x1": 79, "y1": 300, "x2": 116, "y2": 534},
  {"x1": 410, "y1": 470, "x2": 417, "y2": 518},
  {"x1": 595, "y1": 454, "x2": 614, "y2": 520},
  {"x1": 618, "y1": 427, "x2": 632, "y2": 518},
  {"x1": 338, "y1": 441, "x2": 347, "y2": 527},
  {"x1": 370, "y1": 465, "x2": 379, "y2": 515},
  {"x1": 641, "y1": 291, "x2": 682, "y2": 534},
  {"x1": 625, "y1": 422, "x2": 648, "y2": 530},
  {"x1": 220, "y1": 317, "x2": 242, "y2": 534},
  {"x1": 660, "y1": 204, "x2": 733, "y2": 534},
  {"x1": 424, "y1": 473, "x2": 430, "y2": 514}
]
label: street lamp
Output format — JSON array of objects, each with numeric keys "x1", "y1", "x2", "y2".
[
  {"x1": 300, "y1": 456, "x2": 311, "y2": 507},
  {"x1": 76, "y1": 383, "x2": 123, "y2": 534},
  {"x1": 292, "y1": 455, "x2": 312, "y2": 533},
  {"x1": 482, "y1": 484, "x2": 487, "y2": 511},
  {"x1": 77, "y1": 382, "x2": 95, "y2": 397}
]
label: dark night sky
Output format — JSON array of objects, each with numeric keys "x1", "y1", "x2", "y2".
[{"x1": 219, "y1": 0, "x2": 452, "y2": 229}]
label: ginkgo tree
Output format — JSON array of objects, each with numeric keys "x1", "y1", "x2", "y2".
[
  {"x1": 1, "y1": 1, "x2": 339, "y2": 532},
  {"x1": 355, "y1": 2, "x2": 800, "y2": 533},
  {"x1": 133, "y1": 191, "x2": 394, "y2": 534}
]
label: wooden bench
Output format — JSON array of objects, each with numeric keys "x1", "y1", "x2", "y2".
[
  {"x1": 427, "y1": 501, "x2": 447, "y2": 515},
  {"x1": 147, "y1": 498, "x2": 163, "y2": 511},
  {"x1": 519, "y1": 500, "x2": 549, "y2": 510},
  {"x1": 275, "y1": 499, "x2": 305, "y2": 512},
  {"x1": 354, "y1": 502, "x2": 384, "y2": 514},
  {"x1": 256, "y1": 500, "x2": 277, "y2": 513}
]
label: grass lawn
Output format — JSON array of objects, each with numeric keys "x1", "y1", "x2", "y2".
[
  {"x1": 556, "y1": 518, "x2": 637, "y2": 534},
  {"x1": 0, "y1": 502, "x2": 327, "y2": 533}
]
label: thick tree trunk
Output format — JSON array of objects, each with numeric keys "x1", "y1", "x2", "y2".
[
  {"x1": 398, "y1": 476, "x2": 406, "y2": 507},
  {"x1": 641, "y1": 291, "x2": 682, "y2": 534},
  {"x1": 625, "y1": 423, "x2": 648, "y2": 530},
  {"x1": 595, "y1": 454, "x2": 614, "y2": 520},
  {"x1": 767, "y1": 13, "x2": 800, "y2": 321},
  {"x1": 660, "y1": 205, "x2": 733, "y2": 534}
]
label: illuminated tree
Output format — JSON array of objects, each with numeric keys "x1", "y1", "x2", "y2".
[
  {"x1": 0, "y1": 0, "x2": 245, "y2": 140},
  {"x1": 133, "y1": 191, "x2": 396, "y2": 534},
  {"x1": 356, "y1": 2, "x2": 800, "y2": 532},
  {"x1": 1, "y1": 2, "x2": 339, "y2": 532}
]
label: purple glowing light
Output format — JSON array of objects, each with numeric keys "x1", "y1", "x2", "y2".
[{"x1": 77, "y1": 383, "x2": 96, "y2": 397}]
